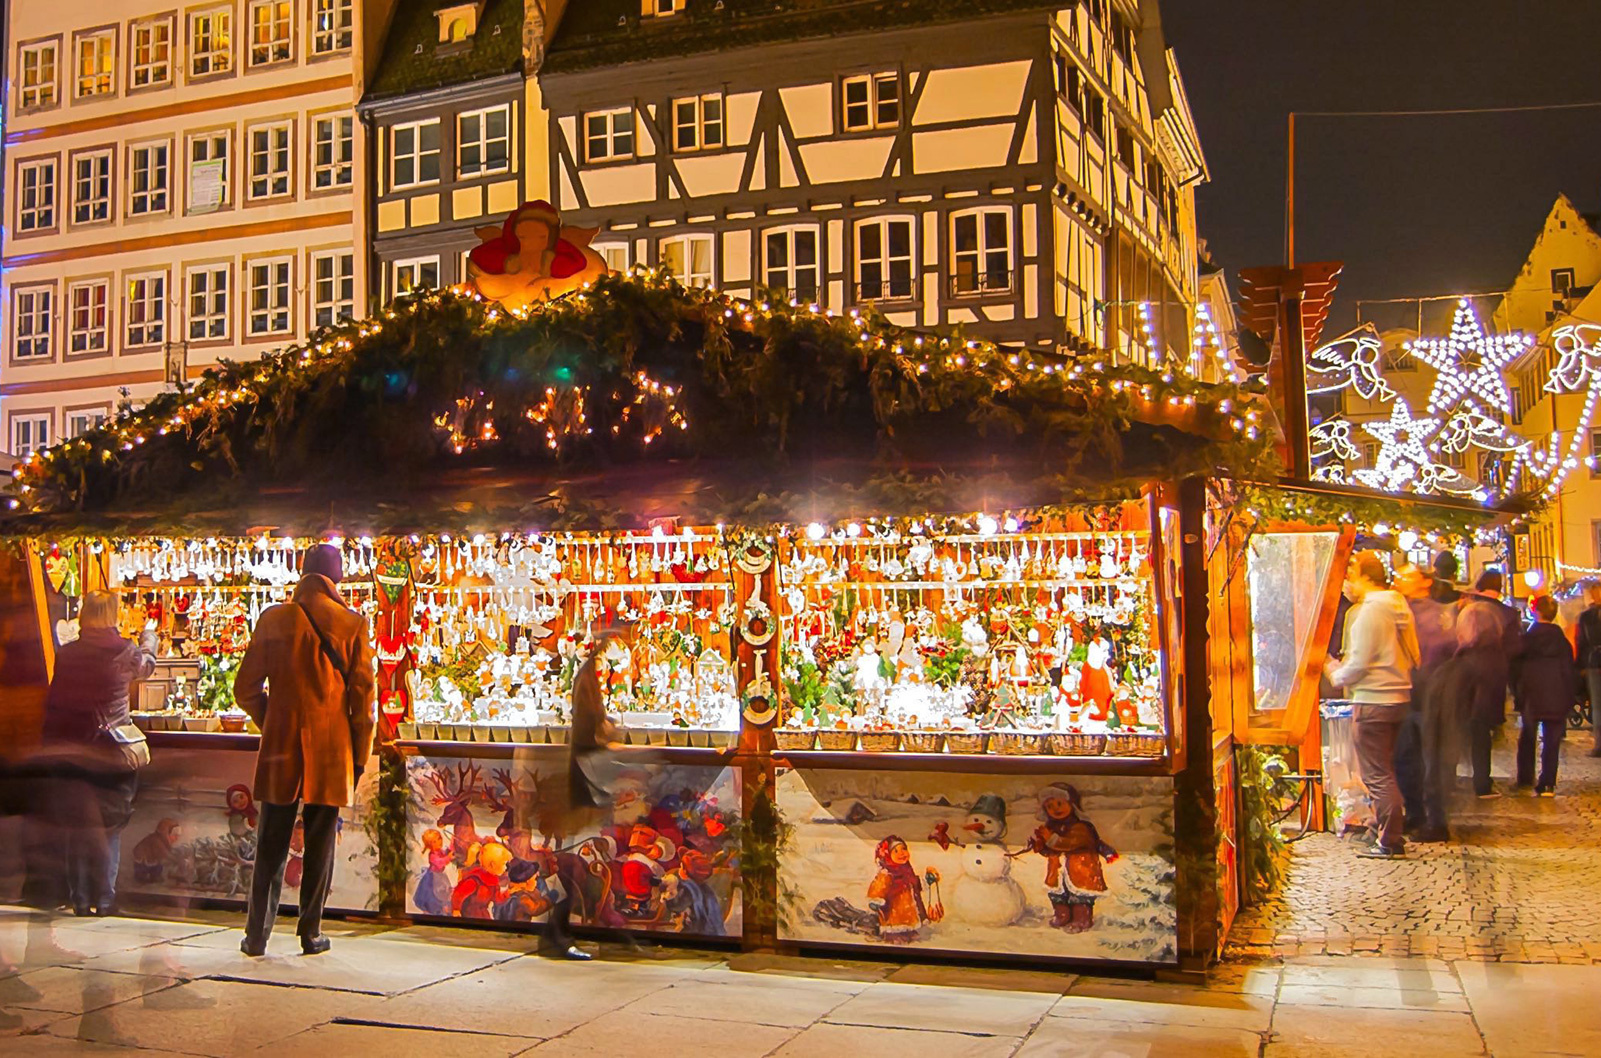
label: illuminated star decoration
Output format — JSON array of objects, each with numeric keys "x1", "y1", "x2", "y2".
[
  {"x1": 1404, "y1": 298, "x2": 1532, "y2": 417},
  {"x1": 1307, "y1": 326, "x2": 1394, "y2": 401},
  {"x1": 1352, "y1": 398, "x2": 1446, "y2": 493}
]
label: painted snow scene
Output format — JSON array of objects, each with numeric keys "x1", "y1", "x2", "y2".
[
  {"x1": 117, "y1": 746, "x2": 378, "y2": 911},
  {"x1": 777, "y1": 768, "x2": 1175, "y2": 963},
  {"x1": 404, "y1": 754, "x2": 741, "y2": 938}
]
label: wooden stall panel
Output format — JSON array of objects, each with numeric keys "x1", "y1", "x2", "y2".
[{"x1": 776, "y1": 767, "x2": 1177, "y2": 964}]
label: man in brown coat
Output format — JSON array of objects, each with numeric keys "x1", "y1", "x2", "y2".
[{"x1": 234, "y1": 544, "x2": 375, "y2": 956}]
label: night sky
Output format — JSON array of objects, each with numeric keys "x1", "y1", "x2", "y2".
[{"x1": 1162, "y1": 2, "x2": 1601, "y2": 333}]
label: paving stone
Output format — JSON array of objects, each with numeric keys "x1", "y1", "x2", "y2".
[
  {"x1": 770, "y1": 1023, "x2": 1019, "y2": 1058},
  {"x1": 1018, "y1": 1017, "x2": 1263, "y2": 1057},
  {"x1": 524, "y1": 1011, "x2": 799, "y2": 1058},
  {"x1": 1456, "y1": 961, "x2": 1601, "y2": 1057},
  {"x1": 1266, "y1": 1005, "x2": 1486, "y2": 1057},
  {"x1": 826, "y1": 980, "x2": 1057, "y2": 1037}
]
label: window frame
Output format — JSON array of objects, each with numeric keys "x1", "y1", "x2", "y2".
[
  {"x1": 73, "y1": 27, "x2": 117, "y2": 100},
  {"x1": 854, "y1": 216, "x2": 917, "y2": 304},
  {"x1": 245, "y1": 256, "x2": 294, "y2": 338},
  {"x1": 188, "y1": 5, "x2": 235, "y2": 80},
  {"x1": 246, "y1": 0, "x2": 293, "y2": 68},
  {"x1": 583, "y1": 107, "x2": 636, "y2": 164},
  {"x1": 391, "y1": 255, "x2": 442, "y2": 299},
  {"x1": 65, "y1": 405, "x2": 111, "y2": 440},
  {"x1": 69, "y1": 147, "x2": 115, "y2": 226},
  {"x1": 12, "y1": 284, "x2": 56, "y2": 363},
  {"x1": 10, "y1": 413, "x2": 53, "y2": 461},
  {"x1": 646, "y1": 0, "x2": 681, "y2": 16},
  {"x1": 124, "y1": 270, "x2": 169, "y2": 349},
  {"x1": 15, "y1": 156, "x2": 59, "y2": 234},
  {"x1": 128, "y1": 15, "x2": 174, "y2": 91},
  {"x1": 310, "y1": 249, "x2": 355, "y2": 329},
  {"x1": 672, "y1": 93, "x2": 725, "y2": 153},
  {"x1": 390, "y1": 118, "x2": 443, "y2": 190},
  {"x1": 311, "y1": 0, "x2": 354, "y2": 56},
  {"x1": 659, "y1": 233, "x2": 715, "y2": 289},
  {"x1": 594, "y1": 241, "x2": 631, "y2": 274},
  {"x1": 840, "y1": 71, "x2": 902, "y2": 133},
  {"x1": 456, "y1": 104, "x2": 512, "y2": 179},
  {"x1": 949, "y1": 206, "x2": 1015, "y2": 298},
  {"x1": 66, "y1": 277, "x2": 112, "y2": 357},
  {"x1": 185, "y1": 262, "x2": 232, "y2": 343},
  {"x1": 762, "y1": 225, "x2": 822, "y2": 302},
  {"x1": 246, "y1": 120, "x2": 293, "y2": 201},
  {"x1": 311, "y1": 111, "x2": 354, "y2": 190},
  {"x1": 186, "y1": 128, "x2": 233, "y2": 213},
  {"x1": 127, "y1": 139, "x2": 172, "y2": 217},
  {"x1": 18, "y1": 38, "x2": 61, "y2": 110}
]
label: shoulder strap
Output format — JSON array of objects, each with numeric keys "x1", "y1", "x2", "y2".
[{"x1": 295, "y1": 602, "x2": 348, "y2": 682}]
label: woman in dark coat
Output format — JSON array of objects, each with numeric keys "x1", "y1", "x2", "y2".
[
  {"x1": 1513, "y1": 595, "x2": 1576, "y2": 795},
  {"x1": 42, "y1": 591, "x2": 157, "y2": 915}
]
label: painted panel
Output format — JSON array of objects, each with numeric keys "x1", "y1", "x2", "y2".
[
  {"x1": 410, "y1": 194, "x2": 441, "y2": 228},
  {"x1": 827, "y1": 220, "x2": 844, "y2": 277},
  {"x1": 405, "y1": 754, "x2": 742, "y2": 938},
  {"x1": 676, "y1": 153, "x2": 747, "y2": 200},
  {"x1": 922, "y1": 274, "x2": 939, "y2": 327},
  {"x1": 776, "y1": 768, "x2": 1176, "y2": 963},
  {"x1": 118, "y1": 745, "x2": 377, "y2": 912},
  {"x1": 778, "y1": 137, "x2": 800, "y2": 188},
  {"x1": 488, "y1": 179, "x2": 522, "y2": 216},
  {"x1": 722, "y1": 229, "x2": 752, "y2": 284},
  {"x1": 779, "y1": 84, "x2": 834, "y2": 140},
  {"x1": 913, "y1": 61, "x2": 1032, "y2": 125},
  {"x1": 558, "y1": 116, "x2": 578, "y2": 157},
  {"x1": 798, "y1": 138, "x2": 895, "y2": 185},
  {"x1": 922, "y1": 213, "x2": 939, "y2": 268},
  {"x1": 984, "y1": 303, "x2": 1017, "y2": 322},
  {"x1": 580, "y1": 163, "x2": 657, "y2": 208},
  {"x1": 1020, "y1": 111, "x2": 1038, "y2": 165},
  {"x1": 1022, "y1": 204, "x2": 1039, "y2": 259},
  {"x1": 453, "y1": 186, "x2": 485, "y2": 222},
  {"x1": 559, "y1": 167, "x2": 579, "y2": 212},
  {"x1": 727, "y1": 92, "x2": 761, "y2": 147},
  {"x1": 913, "y1": 125, "x2": 1014, "y2": 175},
  {"x1": 1025, "y1": 263, "x2": 1040, "y2": 320},
  {"x1": 949, "y1": 307, "x2": 980, "y2": 324},
  {"x1": 377, "y1": 200, "x2": 407, "y2": 233}
]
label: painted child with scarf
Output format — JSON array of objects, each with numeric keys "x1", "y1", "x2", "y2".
[
  {"x1": 1027, "y1": 782, "x2": 1118, "y2": 933},
  {"x1": 867, "y1": 836, "x2": 941, "y2": 943}
]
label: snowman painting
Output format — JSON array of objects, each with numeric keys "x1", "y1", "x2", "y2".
[{"x1": 948, "y1": 794, "x2": 1027, "y2": 928}]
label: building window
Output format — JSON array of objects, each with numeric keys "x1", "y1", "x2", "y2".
[
  {"x1": 391, "y1": 119, "x2": 442, "y2": 189},
  {"x1": 11, "y1": 416, "x2": 50, "y2": 460},
  {"x1": 187, "y1": 265, "x2": 230, "y2": 340},
  {"x1": 188, "y1": 131, "x2": 230, "y2": 211},
  {"x1": 646, "y1": 0, "x2": 680, "y2": 15},
  {"x1": 247, "y1": 122, "x2": 291, "y2": 199},
  {"x1": 311, "y1": 251, "x2": 354, "y2": 328},
  {"x1": 130, "y1": 18, "x2": 172, "y2": 88},
  {"x1": 393, "y1": 256, "x2": 440, "y2": 297},
  {"x1": 13, "y1": 287, "x2": 54, "y2": 361},
  {"x1": 67, "y1": 280, "x2": 110, "y2": 355},
  {"x1": 248, "y1": 0, "x2": 292, "y2": 66},
  {"x1": 190, "y1": 7, "x2": 233, "y2": 77},
  {"x1": 125, "y1": 272, "x2": 167, "y2": 347},
  {"x1": 75, "y1": 30, "x2": 115, "y2": 98},
  {"x1": 129, "y1": 141, "x2": 170, "y2": 215},
  {"x1": 763, "y1": 227, "x2": 821, "y2": 301},
  {"x1": 951, "y1": 209, "x2": 1013, "y2": 295},
  {"x1": 313, "y1": 114, "x2": 354, "y2": 189},
  {"x1": 17, "y1": 159, "x2": 57, "y2": 232},
  {"x1": 856, "y1": 218, "x2": 915, "y2": 302},
  {"x1": 1114, "y1": 124, "x2": 1136, "y2": 169},
  {"x1": 1553, "y1": 268, "x2": 1576, "y2": 297},
  {"x1": 19, "y1": 41, "x2": 59, "y2": 109},
  {"x1": 457, "y1": 105, "x2": 511, "y2": 177},
  {"x1": 72, "y1": 150, "x2": 113, "y2": 224},
  {"x1": 673, "y1": 94, "x2": 724, "y2": 152},
  {"x1": 842, "y1": 72, "x2": 900, "y2": 132},
  {"x1": 247, "y1": 259, "x2": 292, "y2": 336},
  {"x1": 312, "y1": 0, "x2": 354, "y2": 54},
  {"x1": 584, "y1": 108, "x2": 635, "y2": 163},
  {"x1": 66, "y1": 408, "x2": 108, "y2": 438},
  {"x1": 660, "y1": 235, "x2": 714, "y2": 289},
  {"x1": 1085, "y1": 90, "x2": 1106, "y2": 138},
  {"x1": 595, "y1": 242, "x2": 630, "y2": 273}
]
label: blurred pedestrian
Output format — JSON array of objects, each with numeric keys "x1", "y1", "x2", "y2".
[
  {"x1": 1456, "y1": 570, "x2": 1522, "y2": 799},
  {"x1": 1394, "y1": 565, "x2": 1455, "y2": 842},
  {"x1": 1513, "y1": 595, "x2": 1576, "y2": 796},
  {"x1": 1326, "y1": 552, "x2": 1420, "y2": 858},
  {"x1": 234, "y1": 544, "x2": 374, "y2": 957},
  {"x1": 1573, "y1": 581, "x2": 1601, "y2": 757},
  {"x1": 1430, "y1": 552, "x2": 1463, "y2": 604}
]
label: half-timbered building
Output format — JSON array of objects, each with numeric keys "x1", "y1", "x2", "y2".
[{"x1": 536, "y1": 0, "x2": 1207, "y2": 360}]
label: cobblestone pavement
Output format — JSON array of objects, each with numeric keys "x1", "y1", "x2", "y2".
[{"x1": 1228, "y1": 730, "x2": 1601, "y2": 964}]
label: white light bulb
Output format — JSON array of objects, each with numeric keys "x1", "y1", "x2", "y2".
[
  {"x1": 806, "y1": 522, "x2": 825, "y2": 541},
  {"x1": 977, "y1": 514, "x2": 999, "y2": 536}
]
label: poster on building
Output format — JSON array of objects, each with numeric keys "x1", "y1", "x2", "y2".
[{"x1": 189, "y1": 159, "x2": 225, "y2": 214}]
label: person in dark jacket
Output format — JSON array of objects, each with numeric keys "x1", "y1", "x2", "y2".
[
  {"x1": 41, "y1": 591, "x2": 157, "y2": 916},
  {"x1": 1513, "y1": 595, "x2": 1576, "y2": 795},
  {"x1": 1429, "y1": 552, "x2": 1463, "y2": 605},
  {"x1": 1573, "y1": 581, "x2": 1601, "y2": 757},
  {"x1": 1395, "y1": 565, "x2": 1456, "y2": 842},
  {"x1": 1456, "y1": 570, "x2": 1522, "y2": 799}
]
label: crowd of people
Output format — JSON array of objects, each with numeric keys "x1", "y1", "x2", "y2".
[{"x1": 1325, "y1": 551, "x2": 1596, "y2": 859}]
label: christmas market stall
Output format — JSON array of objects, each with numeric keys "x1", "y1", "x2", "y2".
[{"x1": 1, "y1": 205, "x2": 1282, "y2": 968}]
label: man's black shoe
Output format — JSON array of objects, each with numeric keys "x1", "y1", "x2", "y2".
[
  {"x1": 240, "y1": 937, "x2": 267, "y2": 957},
  {"x1": 300, "y1": 935, "x2": 331, "y2": 956}
]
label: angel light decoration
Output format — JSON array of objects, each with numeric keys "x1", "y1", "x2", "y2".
[{"x1": 466, "y1": 200, "x2": 609, "y2": 311}]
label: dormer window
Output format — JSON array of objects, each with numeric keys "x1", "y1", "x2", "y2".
[
  {"x1": 643, "y1": 0, "x2": 681, "y2": 18},
  {"x1": 436, "y1": 1, "x2": 486, "y2": 43}
]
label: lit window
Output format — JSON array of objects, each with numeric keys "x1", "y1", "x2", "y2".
[
  {"x1": 130, "y1": 18, "x2": 172, "y2": 88},
  {"x1": 673, "y1": 94, "x2": 724, "y2": 152},
  {"x1": 129, "y1": 141, "x2": 170, "y2": 215},
  {"x1": 247, "y1": 122, "x2": 291, "y2": 199},
  {"x1": 11, "y1": 416, "x2": 51, "y2": 459},
  {"x1": 19, "y1": 42, "x2": 58, "y2": 108},
  {"x1": 856, "y1": 218, "x2": 915, "y2": 302},
  {"x1": 247, "y1": 258, "x2": 293, "y2": 336},
  {"x1": 67, "y1": 409, "x2": 109, "y2": 438},
  {"x1": 312, "y1": 0, "x2": 354, "y2": 54},
  {"x1": 842, "y1": 72, "x2": 900, "y2": 131},
  {"x1": 71, "y1": 150, "x2": 113, "y2": 224},
  {"x1": 595, "y1": 242, "x2": 630, "y2": 273},
  {"x1": 458, "y1": 105, "x2": 511, "y2": 177},
  {"x1": 660, "y1": 234, "x2": 714, "y2": 289},
  {"x1": 647, "y1": 0, "x2": 681, "y2": 16},
  {"x1": 75, "y1": 30, "x2": 115, "y2": 98},
  {"x1": 125, "y1": 272, "x2": 167, "y2": 347},
  {"x1": 313, "y1": 114, "x2": 354, "y2": 189},
  {"x1": 763, "y1": 227, "x2": 820, "y2": 302},
  {"x1": 248, "y1": 0, "x2": 292, "y2": 66},
  {"x1": 312, "y1": 251, "x2": 355, "y2": 328},
  {"x1": 187, "y1": 265, "x2": 230, "y2": 341},
  {"x1": 17, "y1": 158, "x2": 57, "y2": 232},
  {"x1": 190, "y1": 8, "x2": 233, "y2": 77},
  {"x1": 67, "y1": 279, "x2": 110, "y2": 355},
  {"x1": 391, "y1": 119, "x2": 442, "y2": 188},
  {"x1": 951, "y1": 209, "x2": 1013, "y2": 295},
  {"x1": 13, "y1": 287, "x2": 54, "y2": 361},
  {"x1": 584, "y1": 108, "x2": 635, "y2": 163},
  {"x1": 188, "y1": 131, "x2": 230, "y2": 211},
  {"x1": 393, "y1": 256, "x2": 440, "y2": 297}
]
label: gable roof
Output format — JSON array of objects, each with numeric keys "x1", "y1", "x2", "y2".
[
  {"x1": 366, "y1": 0, "x2": 526, "y2": 103},
  {"x1": 542, "y1": 0, "x2": 1064, "y2": 75}
]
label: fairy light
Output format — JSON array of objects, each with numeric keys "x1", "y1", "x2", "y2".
[{"x1": 1405, "y1": 299, "x2": 1531, "y2": 417}]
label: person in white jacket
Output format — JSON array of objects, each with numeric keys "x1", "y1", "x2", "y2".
[{"x1": 1326, "y1": 551, "x2": 1421, "y2": 858}]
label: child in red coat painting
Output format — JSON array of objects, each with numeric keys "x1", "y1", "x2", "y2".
[
  {"x1": 867, "y1": 836, "x2": 941, "y2": 944},
  {"x1": 1027, "y1": 783, "x2": 1118, "y2": 933},
  {"x1": 452, "y1": 841, "x2": 512, "y2": 919}
]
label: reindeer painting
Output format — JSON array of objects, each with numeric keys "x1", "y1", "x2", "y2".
[{"x1": 422, "y1": 762, "x2": 491, "y2": 868}]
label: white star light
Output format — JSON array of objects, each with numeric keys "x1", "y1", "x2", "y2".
[
  {"x1": 1353, "y1": 399, "x2": 1443, "y2": 493},
  {"x1": 1404, "y1": 299, "x2": 1532, "y2": 416}
]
